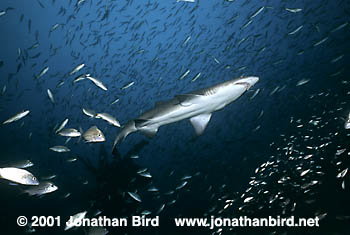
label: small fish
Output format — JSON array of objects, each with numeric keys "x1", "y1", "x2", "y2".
[
  {"x1": 128, "y1": 192, "x2": 142, "y2": 202},
  {"x1": 66, "y1": 157, "x2": 77, "y2": 163},
  {"x1": 243, "y1": 197, "x2": 254, "y2": 203},
  {"x1": 86, "y1": 75, "x2": 107, "y2": 91},
  {"x1": 345, "y1": 114, "x2": 350, "y2": 129},
  {"x1": 65, "y1": 211, "x2": 87, "y2": 231},
  {"x1": 73, "y1": 74, "x2": 86, "y2": 83},
  {"x1": 250, "y1": 88, "x2": 260, "y2": 100},
  {"x1": 176, "y1": 181, "x2": 188, "y2": 190},
  {"x1": 77, "y1": 0, "x2": 86, "y2": 5},
  {"x1": 41, "y1": 174, "x2": 57, "y2": 180},
  {"x1": 47, "y1": 89, "x2": 55, "y2": 104},
  {"x1": 24, "y1": 181, "x2": 58, "y2": 196},
  {"x1": 183, "y1": 36, "x2": 191, "y2": 45},
  {"x1": 49, "y1": 146, "x2": 70, "y2": 152},
  {"x1": 62, "y1": 192, "x2": 71, "y2": 198},
  {"x1": 82, "y1": 108, "x2": 96, "y2": 118},
  {"x1": 121, "y1": 81, "x2": 134, "y2": 90},
  {"x1": 337, "y1": 168, "x2": 348, "y2": 178},
  {"x1": 36, "y1": 66, "x2": 49, "y2": 79},
  {"x1": 288, "y1": 25, "x2": 303, "y2": 35},
  {"x1": 285, "y1": 8, "x2": 302, "y2": 13},
  {"x1": 69, "y1": 63, "x2": 85, "y2": 76},
  {"x1": 191, "y1": 72, "x2": 201, "y2": 82},
  {"x1": 181, "y1": 175, "x2": 192, "y2": 180},
  {"x1": 156, "y1": 204, "x2": 165, "y2": 214},
  {"x1": 83, "y1": 126, "x2": 105, "y2": 143},
  {"x1": 9, "y1": 160, "x2": 34, "y2": 169},
  {"x1": 213, "y1": 57, "x2": 220, "y2": 64},
  {"x1": 110, "y1": 98, "x2": 119, "y2": 105},
  {"x1": 250, "y1": 6, "x2": 264, "y2": 19},
  {"x1": 331, "y1": 22, "x2": 348, "y2": 33},
  {"x1": 3, "y1": 110, "x2": 30, "y2": 124},
  {"x1": 313, "y1": 37, "x2": 328, "y2": 47},
  {"x1": 96, "y1": 113, "x2": 120, "y2": 127},
  {"x1": 178, "y1": 69, "x2": 190, "y2": 80},
  {"x1": 331, "y1": 55, "x2": 344, "y2": 63},
  {"x1": 0, "y1": 167, "x2": 39, "y2": 185},
  {"x1": 55, "y1": 118, "x2": 69, "y2": 133},
  {"x1": 296, "y1": 79, "x2": 310, "y2": 86},
  {"x1": 58, "y1": 128, "x2": 81, "y2": 137},
  {"x1": 138, "y1": 172, "x2": 152, "y2": 178},
  {"x1": 300, "y1": 169, "x2": 310, "y2": 176},
  {"x1": 141, "y1": 210, "x2": 152, "y2": 216},
  {"x1": 50, "y1": 23, "x2": 60, "y2": 32},
  {"x1": 147, "y1": 186, "x2": 159, "y2": 192}
]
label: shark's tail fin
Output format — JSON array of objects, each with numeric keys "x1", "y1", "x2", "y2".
[{"x1": 112, "y1": 120, "x2": 137, "y2": 152}]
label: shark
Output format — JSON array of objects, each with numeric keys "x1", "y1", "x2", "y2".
[{"x1": 113, "y1": 76, "x2": 259, "y2": 150}]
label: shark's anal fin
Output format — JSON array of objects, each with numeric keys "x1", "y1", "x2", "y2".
[
  {"x1": 140, "y1": 126, "x2": 159, "y2": 138},
  {"x1": 190, "y1": 113, "x2": 212, "y2": 136}
]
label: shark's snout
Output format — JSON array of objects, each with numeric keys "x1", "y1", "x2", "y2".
[{"x1": 234, "y1": 76, "x2": 259, "y2": 90}]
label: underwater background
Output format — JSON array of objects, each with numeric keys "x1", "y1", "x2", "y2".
[{"x1": 0, "y1": 0, "x2": 349, "y2": 234}]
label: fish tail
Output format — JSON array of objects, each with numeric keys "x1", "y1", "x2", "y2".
[{"x1": 112, "y1": 120, "x2": 137, "y2": 152}]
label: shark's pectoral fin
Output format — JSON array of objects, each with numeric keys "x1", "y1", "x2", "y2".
[
  {"x1": 140, "y1": 126, "x2": 159, "y2": 138},
  {"x1": 175, "y1": 94, "x2": 202, "y2": 107},
  {"x1": 190, "y1": 113, "x2": 212, "y2": 136}
]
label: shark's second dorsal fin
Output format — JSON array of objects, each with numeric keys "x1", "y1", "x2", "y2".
[
  {"x1": 190, "y1": 113, "x2": 212, "y2": 136},
  {"x1": 134, "y1": 119, "x2": 150, "y2": 128}
]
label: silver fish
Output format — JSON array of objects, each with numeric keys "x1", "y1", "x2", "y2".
[
  {"x1": 0, "y1": 167, "x2": 39, "y2": 185},
  {"x1": 24, "y1": 181, "x2": 58, "y2": 196},
  {"x1": 9, "y1": 160, "x2": 34, "y2": 169},
  {"x1": 58, "y1": 128, "x2": 81, "y2": 137},
  {"x1": 83, "y1": 126, "x2": 105, "y2": 143},
  {"x1": 65, "y1": 211, "x2": 87, "y2": 231},
  {"x1": 37, "y1": 66, "x2": 49, "y2": 79},
  {"x1": 128, "y1": 191, "x2": 142, "y2": 202},
  {"x1": 86, "y1": 76, "x2": 107, "y2": 91},
  {"x1": 47, "y1": 89, "x2": 55, "y2": 104},
  {"x1": 82, "y1": 108, "x2": 96, "y2": 118},
  {"x1": 69, "y1": 63, "x2": 85, "y2": 76},
  {"x1": 121, "y1": 81, "x2": 135, "y2": 90},
  {"x1": 55, "y1": 118, "x2": 69, "y2": 133},
  {"x1": 3, "y1": 110, "x2": 30, "y2": 124},
  {"x1": 49, "y1": 146, "x2": 70, "y2": 153},
  {"x1": 96, "y1": 113, "x2": 121, "y2": 127}
]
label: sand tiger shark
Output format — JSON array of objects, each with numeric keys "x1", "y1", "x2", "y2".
[{"x1": 113, "y1": 76, "x2": 259, "y2": 150}]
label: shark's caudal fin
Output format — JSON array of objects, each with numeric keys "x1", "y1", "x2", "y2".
[
  {"x1": 190, "y1": 113, "x2": 212, "y2": 135},
  {"x1": 112, "y1": 121, "x2": 137, "y2": 151}
]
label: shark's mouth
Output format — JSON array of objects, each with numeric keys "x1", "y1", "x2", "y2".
[{"x1": 235, "y1": 82, "x2": 251, "y2": 90}]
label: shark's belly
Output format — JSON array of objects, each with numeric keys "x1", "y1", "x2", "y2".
[{"x1": 146, "y1": 99, "x2": 222, "y2": 128}]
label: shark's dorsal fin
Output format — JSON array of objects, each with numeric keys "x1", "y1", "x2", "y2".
[
  {"x1": 190, "y1": 113, "x2": 212, "y2": 136},
  {"x1": 175, "y1": 94, "x2": 201, "y2": 107},
  {"x1": 140, "y1": 126, "x2": 158, "y2": 138}
]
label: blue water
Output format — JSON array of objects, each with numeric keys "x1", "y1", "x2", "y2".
[{"x1": 0, "y1": 0, "x2": 349, "y2": 234}]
